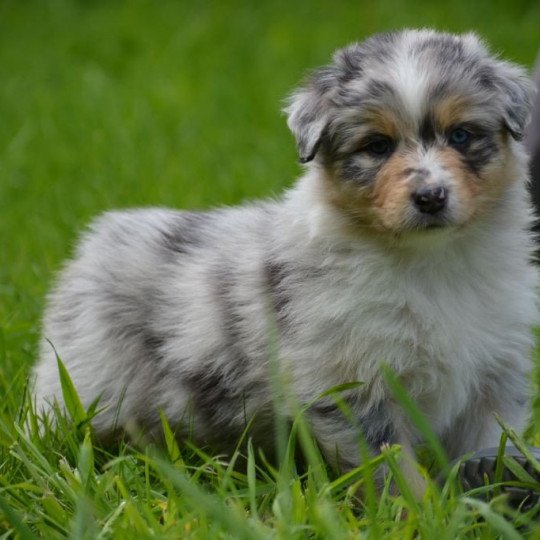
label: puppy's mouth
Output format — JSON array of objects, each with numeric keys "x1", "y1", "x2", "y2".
[
  {"x1": 371, "y1": 205, "x2": 461, "y2": 236},
  {"x1": 384, "y1": 212, "x2": 461, "y2": 245},
  {"x1": 410, "y1": 213, "x2": 453, "y2": 231},
  {"x1": 374, "y1": 213, "x2": 458, "y2": 238}
]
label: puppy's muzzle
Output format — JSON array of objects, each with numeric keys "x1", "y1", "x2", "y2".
[{"x1": 411, "y1": 186, "x2": 448, "y2": 215}]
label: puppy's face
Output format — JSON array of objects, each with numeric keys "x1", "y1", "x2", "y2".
[{"x1": 286, "y1": 30, "x2": 534, "y2": 236}]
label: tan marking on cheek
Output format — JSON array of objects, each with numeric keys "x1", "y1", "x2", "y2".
[
  {"x1": 371, "y1": 152, "x2": 418, "y2": 229},
  {"x1": 436, "y1": 148, "x2": 485, "y2": 222},
  {"x1": 437, "y1": 144, "x2": 510, "y2": 205},
  {"x1": 437, "y1": 148, "x2": 481, "y2": 196},
  {"x1": 320, "y1": 157, "x2": 413, "y2": 235},
  {"x1": 324, "y1": 172, "x2": 369, "y2": 219},
  {"x1": 321, "y1": 170, "x2": 374, "y2": 225},
  {"x1": 477, "y1": 131, "x2": 515, "y2": 193}
]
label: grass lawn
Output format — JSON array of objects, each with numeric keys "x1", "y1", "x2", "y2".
[{"x1": 2, "y1": 0, "x2": 540, "y2": 537}]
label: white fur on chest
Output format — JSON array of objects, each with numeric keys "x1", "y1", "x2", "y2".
[{"x1": 279, "y1": 179, "x2": 537, "y2": 434}]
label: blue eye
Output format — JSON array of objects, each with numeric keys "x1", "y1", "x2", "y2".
[{"x1": 449, "y1": 128, "x2": 471, "y2": 145}]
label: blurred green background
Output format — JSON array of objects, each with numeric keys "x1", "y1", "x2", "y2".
[{"x1": 1, "y1": 0, "x2": 539, "y2": 384}]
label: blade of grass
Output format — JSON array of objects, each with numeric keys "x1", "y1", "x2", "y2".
[
  {"x1": 0, "y1": 494, "x2": 38, "y2": 540},
  {"x1": 494, "y1": 431, "x2": 509, "y2": 496},
  {"x1": 380, "y1": 443, "x2": 420, "y2": 514},
  {"x1": 152, "y1": 456, "x2": 266, "y2": 540},
  {"x1": 462, "y1": 497, "x2": 522, "y2": 540},
  {"x1": 495, "y1": 414, "x2": 540, "y2": 475},
  {"x1": 501, "y1": 455, "x2": 539, "y2": 484},
  {"x1": 382, "y1": 365, "x2": 448, "y2": 471},
  {"x1": 246, "y1": 438, "x2": 259, "y2": 520},
  {"x1": 53, "y1": 347, "x2": 86, "y2": 427},
  {"x1": 159, "y1": 411, "x2": 182, "y2": 465}
]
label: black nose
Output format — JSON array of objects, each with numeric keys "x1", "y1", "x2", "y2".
[{"x1": 412, "y1": 186, "x2": 448, "y2": 215}]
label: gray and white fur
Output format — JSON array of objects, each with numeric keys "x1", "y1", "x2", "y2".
[{"x1": 34, "y1": 30, "x2": 538, "y2": 481}]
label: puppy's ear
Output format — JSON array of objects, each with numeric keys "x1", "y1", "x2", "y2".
[
  {"x1": 285, "y1": 45, "x2": 364, "y2": 162},
  {"x1": 493, "y1": 61, "x2": 535, "y2": 141},
  {"x1": 284, "y1": 67, "x2": 338, "y2": 163}
]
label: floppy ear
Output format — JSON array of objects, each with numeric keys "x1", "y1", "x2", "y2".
[
  {"x1": 494, "y1": 61, "x2": 535, "y2": 141},
  {"x1": 284, "y1": 67, "x2": 337, "y2": 163},
  {"x1": 285, "y1": 45, "x2": 364, "y2": 162}
]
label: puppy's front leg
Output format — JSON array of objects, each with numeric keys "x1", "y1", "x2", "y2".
[
  {"x1": 309, "y1": 404, "x2": 425, "y2": 498},
  {"x1": 442, "y1": 369, "x2": 530, "y2": 460}
]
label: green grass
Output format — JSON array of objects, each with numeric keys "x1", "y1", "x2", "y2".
[
  {"x1": 2, "y1": 0, "x2": 540, "y2": 537},
  {"x1": 5, "y1": 358, "x2": 540, "y2": 539}
]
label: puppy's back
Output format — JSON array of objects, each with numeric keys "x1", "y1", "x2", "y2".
[{"x1": 33, "y1": 205, "x2": 280, "y2": 439}]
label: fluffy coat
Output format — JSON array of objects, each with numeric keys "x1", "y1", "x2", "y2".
[{"x1": 34, "y1": 29, "x2": 538, "y2": 475}]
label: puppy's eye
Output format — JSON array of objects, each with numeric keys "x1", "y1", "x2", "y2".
[
  {"x1": 449, "y1": 128, "x2": 471, "y2": 146},
  {"x1": 364, "y1": 138, "x2": 394, "y2": 157}
]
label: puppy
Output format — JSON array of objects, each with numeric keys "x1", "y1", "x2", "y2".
[{"x1": 34, "y1": 30, "x2": 538, "y2": 482}]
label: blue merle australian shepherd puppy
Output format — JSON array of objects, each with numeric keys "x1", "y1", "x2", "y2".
[{"x1": 34, "y1": 29, "x2": 538, "y2": 492}]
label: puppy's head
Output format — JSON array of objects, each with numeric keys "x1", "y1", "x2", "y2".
[{"x1": 286, "y1": 30, "x2": 535, "y2": 235}]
